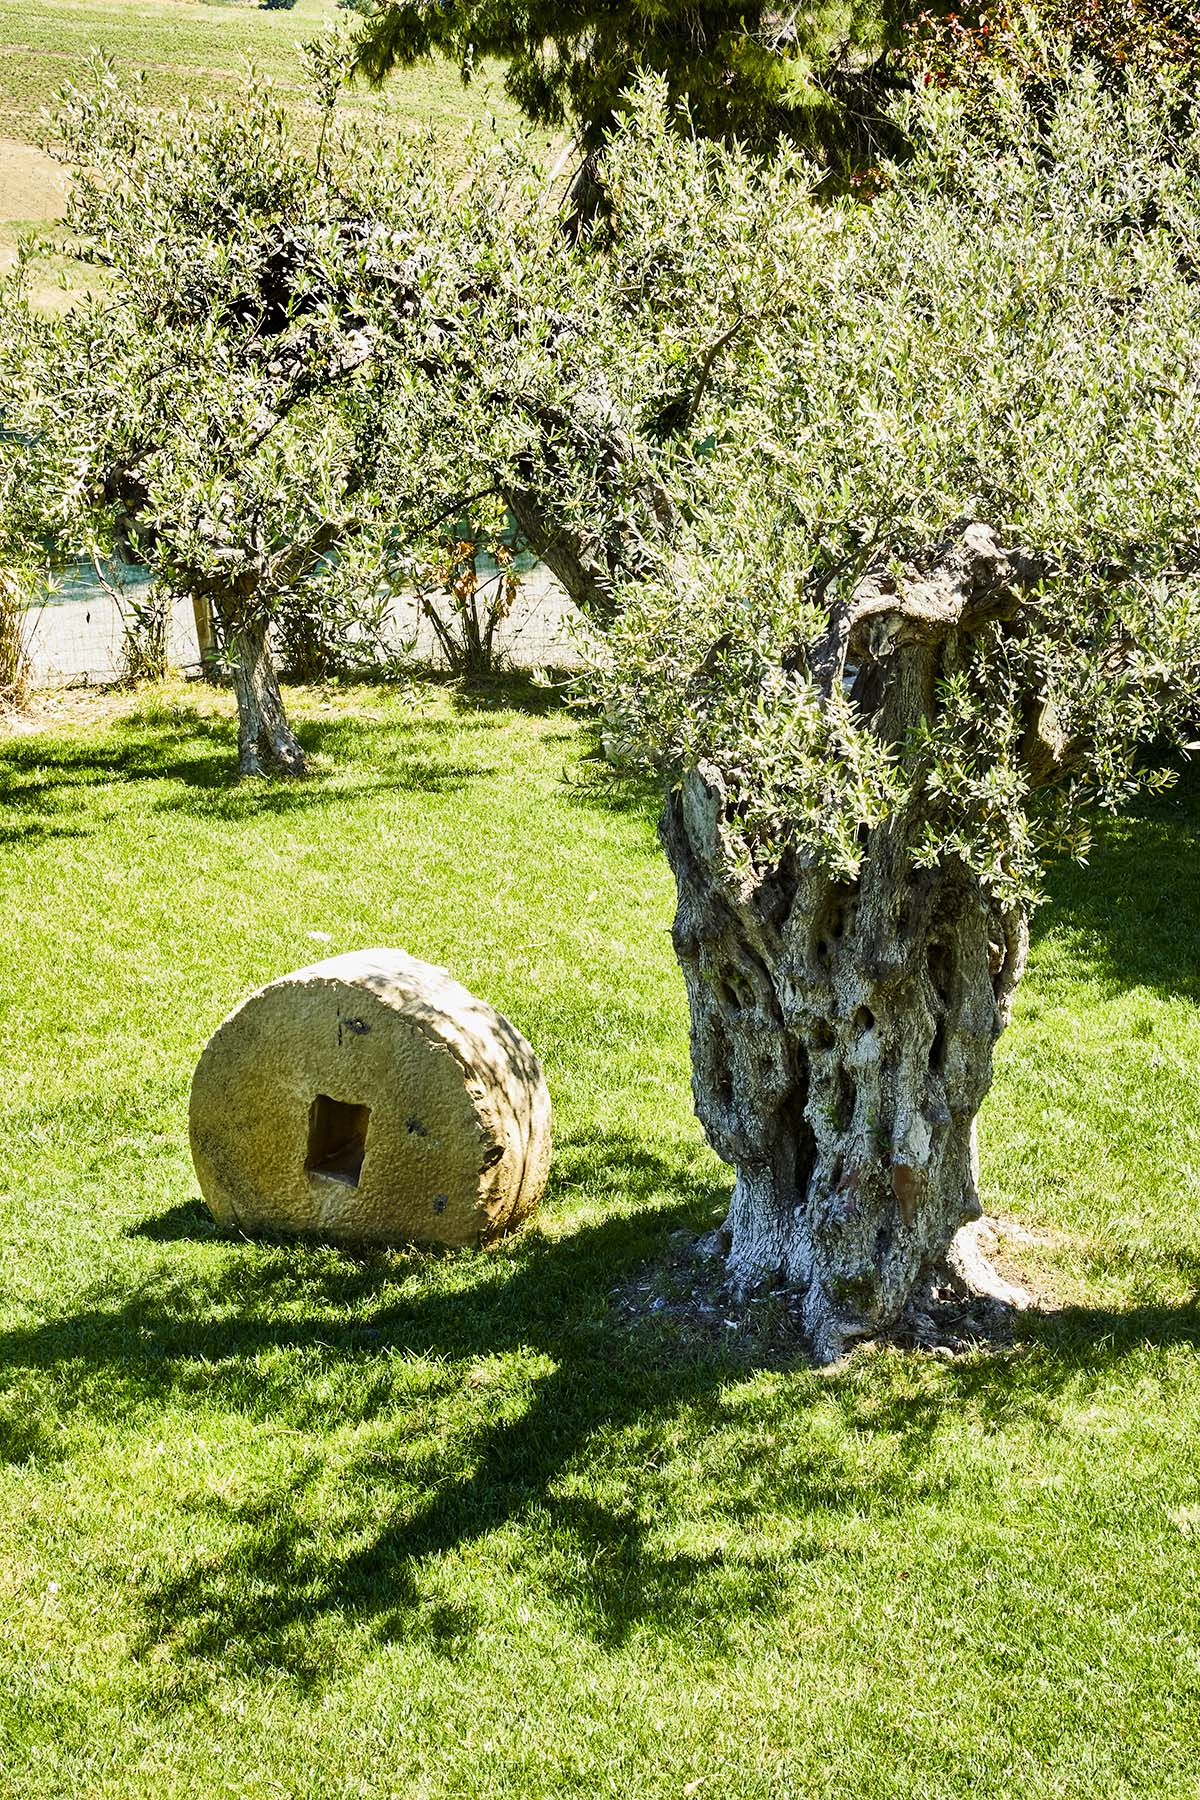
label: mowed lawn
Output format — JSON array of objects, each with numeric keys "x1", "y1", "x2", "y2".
[
  {"x1": 0, "y1": 0, "x2": 514, "y2": 140},
  {"x1": 0, "y1": 679, "x2": 1196, "y2": 1799}
]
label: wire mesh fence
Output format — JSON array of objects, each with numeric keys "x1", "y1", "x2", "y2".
[
  {"x1": 25, "y1": 562, "x2": 196, "y2": 686},
  {"x1": 23, "y1": 556, "x2": 589, "y2": 688}
]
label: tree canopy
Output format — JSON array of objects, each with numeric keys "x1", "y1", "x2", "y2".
[
  {"x1": 348, "y1": 0, "x2": 1200, "y2": 183},
  {"x1": 0, "y1": 64, "x2": 408, "y2": 773},
  {"x1": 328, "y1": 64, "x2": 1199, "y2": 1349},
  {"x1": 291, "y1": 67, "x2": 1199, "y2": 895}
]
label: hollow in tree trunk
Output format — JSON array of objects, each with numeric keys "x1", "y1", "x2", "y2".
[
  {"x1": 658, "y1": 526, "x2": 1044, "y2": 1362},
  {"x1": 227, "y1": 615, "x2": 306, "y2": 779}
]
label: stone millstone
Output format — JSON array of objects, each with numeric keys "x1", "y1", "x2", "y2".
[{"x1": 189, "y1": 949, "x2": 551, "y2": 1248}]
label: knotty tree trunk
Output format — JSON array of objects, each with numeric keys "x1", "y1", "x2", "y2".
[
  {"x1": 228, "y1": 615, "x2": 306, "y2": 779},
  {"x1": 663, "y1": 775, "x2": 1027, "y2": 1362},
  {"x1": 659, "y1": 525, "x2": 1043, "y2": 1361}
]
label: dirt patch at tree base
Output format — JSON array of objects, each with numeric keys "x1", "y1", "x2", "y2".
[{"x1": 612, "y1": 1214, "x2": 1065, "y2": 1368}]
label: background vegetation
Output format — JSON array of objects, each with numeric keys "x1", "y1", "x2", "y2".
[
  {"x1": 0, "y1": 0, "x2": 519, "y2": 307},
  {"x1": 0, "y1": 0, "x2": 509, "y2": 140}
]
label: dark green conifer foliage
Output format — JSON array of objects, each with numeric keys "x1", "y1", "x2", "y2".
[{"x1": 349, "y1": 0, "x2": 924, "y2": 163}]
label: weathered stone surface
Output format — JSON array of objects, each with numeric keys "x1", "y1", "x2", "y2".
[{"x1": 189, "y1": 949, "x2": 551, "y2": 1247}]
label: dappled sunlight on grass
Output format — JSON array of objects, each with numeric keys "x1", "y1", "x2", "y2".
[{"x1": 1033, "y1": 758, "x2": 1200, "y2": 1003}]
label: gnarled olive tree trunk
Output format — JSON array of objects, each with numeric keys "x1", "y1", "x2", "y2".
[
  {"x1": 660, "y1": 525, "x2": 1042, "y2": 1361},
  {"x1": 663, "y1": 776, "x2": 1027, "y2": 1362},
  {"x1": 226, "y1": 614, "x2": 306, "y2": 780}
]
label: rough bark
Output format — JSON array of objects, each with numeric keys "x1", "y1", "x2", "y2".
[
  {"x1": 663, "y1": 775, "x2": 1028, "y2": 1362},
  {"x1": 227, "y1": 615, "x2": 306, "y2": 779},
  {"x1": 660, "y1": 524, "x2": 1040, "y2": 1362},
  {"x1": 465, "y1": 418, "x2": 1043, "y2": 1361},
  {"x1": 505, "y1": 394, "x2": 680, "y2": 628}
]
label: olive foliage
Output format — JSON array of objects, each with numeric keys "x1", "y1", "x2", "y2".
[
  {"x1": 341, "y1": 68, "x2": 1200, "y2": 910},
  {"x1": 589, "y1": 73, "x2": 1200, "y2": 906},
  {"x1": 3, "y1": 55, "x2": 1198, "y2": 1343}
]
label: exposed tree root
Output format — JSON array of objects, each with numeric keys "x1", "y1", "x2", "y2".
[{"x1": 613, "y1": 1215, "x2": 1049, "y2": 1367}]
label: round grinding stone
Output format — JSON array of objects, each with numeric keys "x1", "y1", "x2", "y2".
[{"x1": 189, "y1": 948, "x2": 551, "y2": 1247}]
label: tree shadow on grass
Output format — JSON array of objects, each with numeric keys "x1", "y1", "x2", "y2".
[
  {"x1": 0, "y1": 814, "x2": 89, "y2": 847},
  {"x1": 565, "y1": 761, "x2": 663, "y2": 831},
  {"x1": 300, "y1": 666, "x2": 576, "y2": 721},
  {"x1": 1032, "y1": 753, "x2": 1200, "y2": 1002},
  {"x1": 828, "y1": 1276, "x2": 1200, "y2": 1473},
  {"x1": 1027, "y1": 1285, "x2": 1200, "y2": 1360},
  {"x1": 1, "y1": 1128, "x2": 1198, "y2": 1687},
  {"x1": 0, "y1": 700, "x2": 508, "y2": 829},
  {"x1": 439, "y1": 667, "x2": 577, "y2": 719},
  {"x1": 0, "y1": 711, "x2": 235, "y2": 796},
  {"x1": 131, "y1": 1199, "x2": 221, "y2": 1242}
]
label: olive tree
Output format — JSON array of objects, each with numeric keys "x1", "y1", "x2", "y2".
[
  {"x1": 0, "y1": 65, "x2": 400, "y2": 777},
  {"x1": 11, "y1": 58, "x2": 1196, "y2": 1356},
  {"x1": 340, "y1": 70, "x2": 1199, "y2": 1356}
]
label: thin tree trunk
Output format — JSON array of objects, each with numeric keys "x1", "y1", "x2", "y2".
[
  {"x1": 662, "y1": 770, "x2": 1028, "y2": 1362},
  {"x1": 192, "y1": 594, "x2": 220, "y2": 680},
  {"x1": 228, "y1": 615, "x2": 306, "y2": 779}
]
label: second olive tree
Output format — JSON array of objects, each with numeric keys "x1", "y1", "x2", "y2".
[{"x1": 1, "y1": 65, "x2": 401, "y2": 775}]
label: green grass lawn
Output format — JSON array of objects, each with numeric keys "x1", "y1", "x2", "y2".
[
  {"x1": 0, "y1": 680, "x2": 1197, "y2": 1799},
  {"x1": 0, "y1": 0, "x2": 515, "y2": 142}
]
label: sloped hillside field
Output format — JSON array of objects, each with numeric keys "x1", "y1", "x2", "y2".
[{"x1": 0, "y1": 0, "x2": 521, "y2": 306}]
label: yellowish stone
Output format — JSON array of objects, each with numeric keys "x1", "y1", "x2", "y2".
[{"x1": 189, "y1": 949, "x2": 551, "y2": 1247}]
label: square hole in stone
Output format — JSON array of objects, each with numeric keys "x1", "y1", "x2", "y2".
[{"x1": 306, "y1": 1095, "x2": 370, "y2": 1187}]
